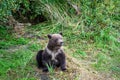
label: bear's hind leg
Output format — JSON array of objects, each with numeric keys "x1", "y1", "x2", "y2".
[{"x1": 36, "y1": 50, "x2": 44, "y2": 68}]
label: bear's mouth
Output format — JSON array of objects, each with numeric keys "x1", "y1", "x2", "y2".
[
  {"x1": 54, "y1": 43, "x2": 63, "y2": 49},
  {"x1": 55, "y1": 45, "x2": 62, "y2": 49},
  {"x1": 56, "y1": 45, "x2": 61, "y2": 48},
  {"x1": 57, "y1": 44, "x2": 63, "y2": 47}
]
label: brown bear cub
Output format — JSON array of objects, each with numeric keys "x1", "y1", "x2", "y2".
[{"x1": 36, "y1": 33, "x2": 66, "y2": 72}]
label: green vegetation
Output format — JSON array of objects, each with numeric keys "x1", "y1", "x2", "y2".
[
  {"x1": 0, "y1": 0, "x2": 120, "y2": 80},
  {"x1": 46, "y1": 64, "x2": 55, "y2": 75},
  {"x1": 0, "y1": 26, "x2": 29, "y2": 49}
]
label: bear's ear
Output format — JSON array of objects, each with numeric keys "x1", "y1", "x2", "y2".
[
  {"x1": 48, "y1": 34, "x2": 52, "y2": 39},
  {"x1": 59, "y1": 32, "x2": 63, "y2": 35}
]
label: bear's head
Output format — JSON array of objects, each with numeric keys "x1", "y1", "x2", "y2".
[{"x1": 47, "y1": 33, "x2": 63, "y2": 51}]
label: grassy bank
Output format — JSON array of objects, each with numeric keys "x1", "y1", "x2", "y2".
[
  {"x1": 0, "y1": 23, "x2": 119, "y2": 80},
  {"x1": 0, "y1": 0, "x2": 120, "y2": 80}
]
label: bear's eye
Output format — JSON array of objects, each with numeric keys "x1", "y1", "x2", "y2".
[{"x1": 55, "y1": 39, "x2": 58, "y2": 42}]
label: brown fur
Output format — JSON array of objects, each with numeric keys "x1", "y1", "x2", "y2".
[{"x1": 36, "y1": 33, "x2": 66, "y2": 72}]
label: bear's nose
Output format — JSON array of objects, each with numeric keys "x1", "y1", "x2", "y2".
[{"x1": 60, "y1": 42, "x2": 64, "y2": 45}]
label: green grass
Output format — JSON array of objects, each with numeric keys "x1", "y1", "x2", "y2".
[
  {"x1": 34, "y1": 23, "x2": 120, "y2": 76},
  {"x1": 46, "y1": 64, "x2": 55, "y2": 75},
  {"x1": 0, "y1": 0, "x2": 120, "y2": 79},
  {"x1": 28, "y1": 43, "x2": 42, "y2": 52},
  {"x1": 0, "y1": 49, "x2": 34, "y2": 79},
  {"x1": 0, "y1": 23, "x2": 119, "y2": 80},
  {"x1": 0, "y1": 26, "x2": 29, "y2": 49},
  {"x1": 0, "y1": 26, "x2": 37, "y2": 80}
]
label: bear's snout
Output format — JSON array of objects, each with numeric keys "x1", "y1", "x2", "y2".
[{"x1": 58, "y1": 39, "x2": 64, "y2": 46}]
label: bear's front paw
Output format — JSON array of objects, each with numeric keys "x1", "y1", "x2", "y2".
[
  {"x1": 61, "y1": 68, "x2": 67, "y2": 71},
  {"x1": 42, "y1": 68, "x2": 48, "y2": 72}
]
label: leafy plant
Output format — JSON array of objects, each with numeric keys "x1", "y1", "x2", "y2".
[{"x1": 46, "y1": 63, "x2": 54, "y2": 75}]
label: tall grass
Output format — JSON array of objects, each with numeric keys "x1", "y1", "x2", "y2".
[
  {"x1": 38, "y1": 0, "x2": 120, "y2": 78},
  {"x1": 39, "y1": 0, "x2": 119, "y2": 42}
]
